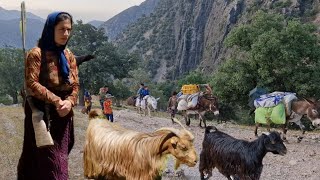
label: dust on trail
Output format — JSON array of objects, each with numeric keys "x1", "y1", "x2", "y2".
[{"x1": 1, "y1": 106, "x2": 319, "y2": 180}]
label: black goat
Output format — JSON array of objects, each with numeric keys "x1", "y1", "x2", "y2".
[{"x1": 199, "y1": 126, "x2": 287, "y2": 180}]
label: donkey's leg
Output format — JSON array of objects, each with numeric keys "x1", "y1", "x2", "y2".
[
  {"x1": 287, "y1": 115, "x2": 303, "y2": 142},
  {"x1": 183, "y1": 111, "x2": 188, "y2": 125},
  {"x1": 267, "y1": 122, "x2": 271, "y2": 132},
  {"x1": 281, "y1": 119, "x2": 290, "y2": 142},
  {"x1": 186, "y1": 115, "x2": 191, "y2": 126},
  {"x1": 184, "y1": 111, "x2": 191, "y2": 126},
  {"x1": 199, "y1": 114, "x2": 206, "y2": 128},
  {"x1": 254, "y1": 123, "x2": 260, "y2": 137},
  {"x1": 202, "y1": 116, "x2": 207, "y2": 128},
  {"x1": 171, "y1": 110, "x2": 176, "y2": 123},
  {"x1": 148, "y1": 106, "x2": 151, "y2": 117},
  {"x1": 295, "y1": 120, "x2": 306, "y2": 143}
]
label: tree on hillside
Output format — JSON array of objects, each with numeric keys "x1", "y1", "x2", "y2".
[
  {"x1": 108, "y1": 79, "x2": 133, "y2": 106},
  {"x1": 126, "y1": 68, "x2": 152, "y2": 94},
  {"x1": 212, "y1": 11, "x2": 320, "y2": 106},
  {"x1": 68, "y1": 21, "x2": 139, "y2": 105},
  {"x1": 0, "y1": 48, "x2": 24, "y2": 104}
]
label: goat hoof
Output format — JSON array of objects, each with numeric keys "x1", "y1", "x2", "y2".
[
  {"x1": 297, "y1": 137, "x2": 303, "y2": 143},
  {"x1": 174, "y1": 169, "x2": 184, "y2": 177}
]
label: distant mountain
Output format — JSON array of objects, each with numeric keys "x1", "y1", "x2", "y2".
[
  {"x1": 0, "y1": 18, "x2": 44, "y2": 49},
  {"x1": 0, "y1": 6, "x2": 45, "y2": 49},
  {"x1": 0, "y1": 6, "x2": 44, "y2": 22},
  {"x1": 99, "y1": 0, "x2": 160, "y2": 40},
  {"x1": 87, "y1": 20, "x2": 104, "y2": 28}
]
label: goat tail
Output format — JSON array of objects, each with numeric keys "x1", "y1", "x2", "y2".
[{"x1": 205, "y1": 126, "x2": 218, "y2": 134}]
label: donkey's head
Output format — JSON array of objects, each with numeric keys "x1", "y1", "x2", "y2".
[
  {"x1": 200, "y1": 95, "x2": 219, "y2": 116},
  {"x1": 146, "y1": 95, "x2": 159, "y2": 111},
  {"x1": 304, "y1": 99, "x2": 320, "y2": 127}
]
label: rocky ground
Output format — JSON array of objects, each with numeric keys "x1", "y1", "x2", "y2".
[{"x1": 1, "y1": 105, "x2": 320, "y2": 180}]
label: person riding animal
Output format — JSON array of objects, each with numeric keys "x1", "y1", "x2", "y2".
[{"x1": 137, "y1": 84, "x2": 150, "y2": 105}]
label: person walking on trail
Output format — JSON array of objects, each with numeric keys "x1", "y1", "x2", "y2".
[
  {"x1": 99, "y1": 86, "x2": 108, "y2": 110},
  {"x1": 18, "y1": 12, "x2": 79, "y2": 180},
  {"x1": 167, "y1": 91, "x2": 178, "y2": 121},
  {"x1": 103, "y1": 94, "x2": 114, "y2": 122},
  {"x1": 84, "y1": 90, "x2": 92, "y2": 114}
]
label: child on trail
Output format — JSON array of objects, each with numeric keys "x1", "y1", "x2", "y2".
[{"x1": 103, "y1": 94, "x2": 114, "y2": 122}]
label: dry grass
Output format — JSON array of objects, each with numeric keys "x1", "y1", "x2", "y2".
[
  {"x1": 0, "y1": 105, "x2": 90, "y2": 179},
  {"x1": 0, "y1": 106, "x2": 24, "y2": 178}
]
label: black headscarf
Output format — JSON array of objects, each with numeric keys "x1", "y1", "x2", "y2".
[{"x1": 38, "y1": 12, "x2": 73, "y2": 83}]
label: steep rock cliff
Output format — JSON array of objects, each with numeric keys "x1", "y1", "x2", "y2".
[
  {"x1": 100, "y1": 0, "x2": 160, "y2": 40},
  {"x1": 116, "y1": 0, "x2": 319, "y2": 81}
]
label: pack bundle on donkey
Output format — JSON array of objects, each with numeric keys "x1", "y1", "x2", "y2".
[
  {"x1": 253, "y1": 91, "x2": 320, "y2": 142},
  {"x1": 177, "y1": 84, "x2": 219, "y2": 127}
]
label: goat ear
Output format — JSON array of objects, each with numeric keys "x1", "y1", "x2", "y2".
[
  {"x1": 262, "y1": 132, "x2": 276, "y2": 144},
  {"x1": 170, "y1": 137, "x2": 178, "y2": 149},
  {"x1": 156, "y1": 97, "x2": 160, "y2": 101},
  {"x1": 264, "y1": 133, "x2": 277, "y2": 144}
]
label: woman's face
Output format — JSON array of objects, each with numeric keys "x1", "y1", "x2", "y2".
[{"x1": 54, "y1": 19, "x2": 72, "y2": 46}]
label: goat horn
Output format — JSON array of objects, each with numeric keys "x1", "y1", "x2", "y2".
[
  {"x1": 156, "y1": 127, "x2": 181, "y2": 137},
  {"x1": 172, "y1": 118, "x2": 194, "y2": 140},
  {"x1": 157, "y1": 127, "x2": 194, "y2": 141},
  {"x1": 172, "y1": 118, "x2": 186, "y2": 130}
]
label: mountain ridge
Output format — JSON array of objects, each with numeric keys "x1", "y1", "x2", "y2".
[{"x1": 99, "y1": 0, "x2": 160, "y2": 40}]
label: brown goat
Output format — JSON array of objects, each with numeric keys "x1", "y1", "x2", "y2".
[{"x1": 83, "y1": 111, "x2": 198, "y2": 180}]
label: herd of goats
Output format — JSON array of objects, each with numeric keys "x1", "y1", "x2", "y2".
[{"x1": 83, "y1": 109, "x2": 288, "y2": 180}]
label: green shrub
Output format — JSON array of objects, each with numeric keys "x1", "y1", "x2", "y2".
[{"x1": 0, "y1": 95, "x2": 13, "y2": 105}]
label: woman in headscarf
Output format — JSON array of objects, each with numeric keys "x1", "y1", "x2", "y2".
[{"x1": 17, "y1": 12, "x2": 79, "y2": 180}]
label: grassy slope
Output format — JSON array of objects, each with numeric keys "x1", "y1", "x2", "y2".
[{"x1": 0, "y1": 105, "x2": 89, "y2": 179}]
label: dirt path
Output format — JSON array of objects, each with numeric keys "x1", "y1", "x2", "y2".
[
  {"x1": 69, "y1": 107, "x2": 320, "y2": 180},
  {"x1": 1, "y1": 106, "x2": 319, "y2": 180}
]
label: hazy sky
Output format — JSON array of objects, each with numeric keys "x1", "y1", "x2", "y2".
[{"x1": 0, "y1": 0, "x2": 145, "y2": 22}]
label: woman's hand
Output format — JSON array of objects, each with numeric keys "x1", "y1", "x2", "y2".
[{"x1": 56, "y1": 99, "x2": 72, "y2": 117}]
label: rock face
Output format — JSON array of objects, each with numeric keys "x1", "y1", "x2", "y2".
[
  {"x1": 115, "y1": 0, "x2": 318, "y2": 81},
  {"x1": 173, "y1": 0, "x2": 245, "y2": 77},
  {"x1": 99, "y1": 0, "x2": 160, "y2": 40}
]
